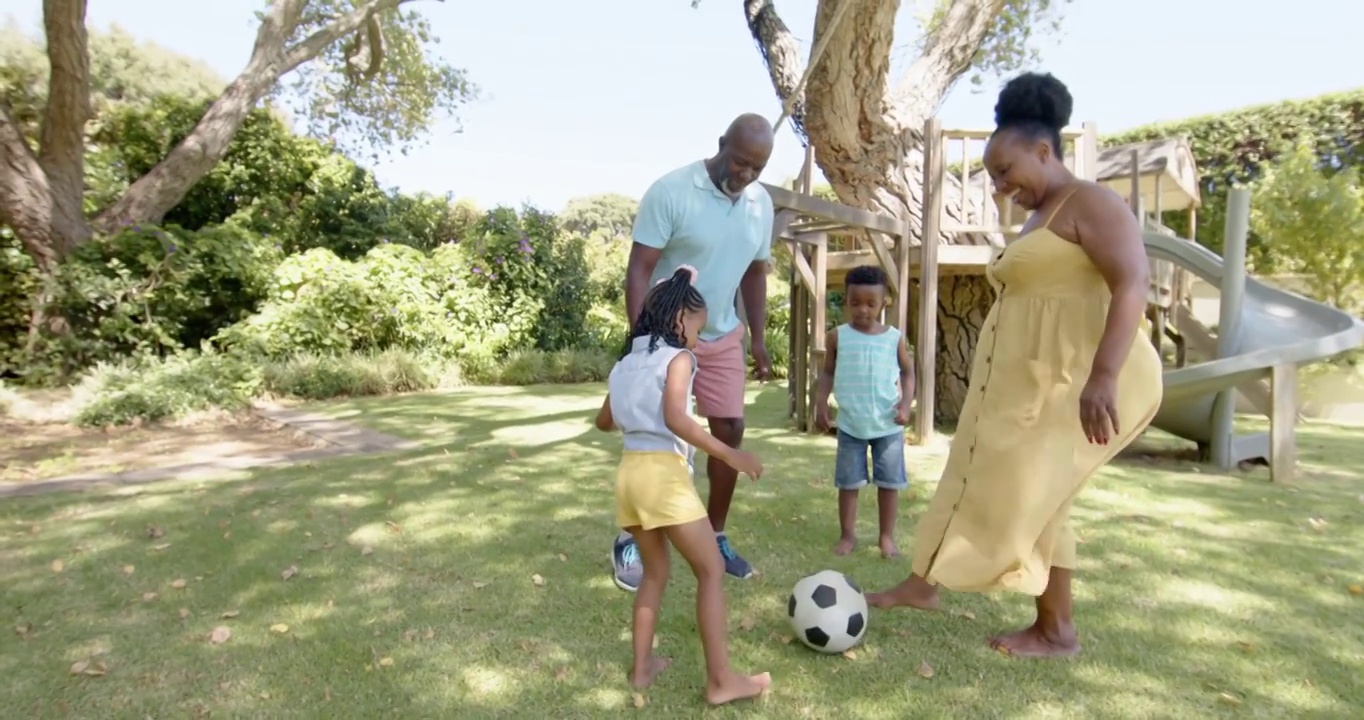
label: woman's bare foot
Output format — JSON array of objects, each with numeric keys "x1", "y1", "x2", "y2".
[
  {"x1": 705, "y1": 670, "x2": 771, "y2": 705},
  {"x1": 988, "y1": 622, "x2": 1080, "y2": 658},
  {"x1": 630, "y1": 655, "x2": 672, "y2": 688},
  {"x1": 877, "y1": 535, "x2": 900, "y2": 559},
  {"x1": 866, "y1": 575, "x2": 940, "y2": 611},
  {"x1": 833, "y1": 536, "x2": 856, "y2": 556}
]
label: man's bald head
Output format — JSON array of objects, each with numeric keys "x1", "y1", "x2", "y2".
[
  {"x1": 709, "y1": 113, "x2": 775, "y2": 198},
  {"x1": 723, "y1": 113, "x2": 776, "y2": 147}
]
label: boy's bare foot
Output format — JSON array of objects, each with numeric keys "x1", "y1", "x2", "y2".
[
  {"x1": 989, "y1": 622, "x2": 1080, "y2": 658},
  {"x1": 833, "y1": 536, "x2": 856, "y2": 556},
  {"x1": 705, "y1": 670, "x2": 771, "y2": 706},
  {"x1": 630, "y1": 655, "x2": 672, "y2": 688},
  {"x1": 866, "y1": 575, "x2": 940, "y2": 611},
  {"x1": 878, "y1": 535, "x2": 900, "y2": 559}
]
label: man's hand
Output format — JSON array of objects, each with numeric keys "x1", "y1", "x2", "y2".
[{"x1": 750, "y1": 340, "x2": 772, "y2": 382}]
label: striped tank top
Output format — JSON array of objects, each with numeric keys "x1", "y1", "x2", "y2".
[{"x1": 832, "y1": 324, "x2": 904, "y2": 440}]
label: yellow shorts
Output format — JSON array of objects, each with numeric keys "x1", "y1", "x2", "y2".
[{"x1": 615, "y1": 451, "x2": 708, "y2": 531}]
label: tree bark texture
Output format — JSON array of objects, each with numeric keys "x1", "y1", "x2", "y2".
[
  {"x1": 0, "y1": 0, "x2": 92, "y2": 274},
  {"x1": 743, "y1": 0, "x2": 1007, "y2": 424}
]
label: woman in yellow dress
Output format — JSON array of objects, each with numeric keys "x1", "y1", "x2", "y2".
[{"x1": 867, "y1": 72, "x2": 1164, "y2": 658}]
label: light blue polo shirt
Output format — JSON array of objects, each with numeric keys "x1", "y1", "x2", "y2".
[{"x1": 631, "y1": 160, "x2": 774, "y2": 341}]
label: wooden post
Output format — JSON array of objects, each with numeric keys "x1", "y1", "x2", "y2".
[
  {"x1": 1080, "y1": 122, "x2": 1099, "y2": 180},
  {"x1": 915, "y1": 118, "x2": 944, "y2": 445},
  {"x1": 1270, "y1": 362, "x2": 1298, "y2": 482},
  {"x1": 791, "y1": 253, "x2": 810, "y2": 428},
  {"x1": 894, "y1": 221, "x2": 912, "y2": 336},
  {"x1": 808, "y1": 234, "x2": 829, "y2": 435}
]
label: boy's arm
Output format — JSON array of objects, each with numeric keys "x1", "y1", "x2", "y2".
[
  {"x1": 595, "y1": 394, "x2": 616, "y2": 432},
  {"x1": 896, "y1": 332, "x2": 916, "y2": 416}
]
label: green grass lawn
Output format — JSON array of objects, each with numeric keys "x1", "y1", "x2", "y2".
[{"x1": 3, "y1": 383, "x2": 1363, "y2": 718}]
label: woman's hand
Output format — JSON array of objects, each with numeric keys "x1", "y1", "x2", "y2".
[{"x1": 1078, "y1": 371, "x2": 1120, "y2": 445}]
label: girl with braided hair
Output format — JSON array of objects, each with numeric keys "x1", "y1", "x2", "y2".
[{"x1": 594, "y1": 265, "x2": 771, "y2": 705}]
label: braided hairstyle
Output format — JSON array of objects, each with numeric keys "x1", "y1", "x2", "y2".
[{"x1": 622, "y1": 267, "x2": 707, "y2": 358}]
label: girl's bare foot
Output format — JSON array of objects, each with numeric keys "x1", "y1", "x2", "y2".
[
  {"x1": 833, "y1": 536, "x2": 856, "y2": 556},
  {"x1": 866, "y1": 575, "x2": 940, "y2": 611},
  {"x1": 877, "y1": 535, "x2": 900, "y2": 559},
  {"x1": 705, "y1": 670, "x2": 771, "y2": 705},
  {"x1": 630, "y1": 655, "x2": 672, "y2": 688}
]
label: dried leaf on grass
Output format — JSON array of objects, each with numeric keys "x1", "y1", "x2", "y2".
[
  {"x1": 281, "y1": 565, "x2": 298, "y2": 581},
  {"x1": 69, "y1": 659, "x2": 107, "y2": 676},
  {"x1": 916, "y1": 660, "x2": 935, "y2": 679},
  {"x1": 209, "y1": 626, "x2": 232, "y2": 644}
]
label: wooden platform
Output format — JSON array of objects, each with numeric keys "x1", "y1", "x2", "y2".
[{"x1": 825, "y1": 246, "x2": 996, "y2": 287}]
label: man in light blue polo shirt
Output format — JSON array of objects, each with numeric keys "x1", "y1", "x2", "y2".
[{"x1": 609, "y1": 114, "x2": 776, "y2": 592}]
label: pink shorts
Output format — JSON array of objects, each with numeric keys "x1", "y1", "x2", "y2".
[{"x1": 691, "y1": 325, "x2": 747, "y2": 419}]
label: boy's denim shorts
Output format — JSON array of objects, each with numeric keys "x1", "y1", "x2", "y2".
[{"x1": 834, "y1": 429, "x2": 909, "y2": 491}]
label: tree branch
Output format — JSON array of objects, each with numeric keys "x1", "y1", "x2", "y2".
[
  {"x1": 743, "y1": 0, "x2": 809, "y2": 141},
  {"x1": 281, "y1": 0, "x2": 426, "y2": 75},
  {"x1": 93, "y1": 0, "x2": 428, "y2": 232},
  {"x1": 893, "y1": 0, "x2": 1004, "y2": 121}
]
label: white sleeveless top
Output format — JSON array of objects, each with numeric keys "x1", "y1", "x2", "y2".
[{"x1": 607, "y1": 335, "x2": 698, "y2": 472}]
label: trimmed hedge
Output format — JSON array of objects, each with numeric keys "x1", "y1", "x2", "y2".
[{"x1": 1103, "y1": 89, "x2": 1364, "y2": 270}]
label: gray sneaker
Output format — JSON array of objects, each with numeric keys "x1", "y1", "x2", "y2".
[
  {"x1": 716, "y1": 533, "x2": 753, "y2": 579},
  {"x1": 612, "y1": 534, "x2": 642, "y2": 592}
]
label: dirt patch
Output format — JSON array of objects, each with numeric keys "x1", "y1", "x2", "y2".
[{"x1": 0, "y1": 412, "x2": 332, "y2": 484}]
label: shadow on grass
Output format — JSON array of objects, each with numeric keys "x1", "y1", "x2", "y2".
[{"x1": 2, "y1": 383, "x2": 1361, "y2": 718}]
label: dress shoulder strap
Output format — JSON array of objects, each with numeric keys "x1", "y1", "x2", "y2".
[{"x1": 1041, "y1": 186, "x2": 1085, "y2": 231}]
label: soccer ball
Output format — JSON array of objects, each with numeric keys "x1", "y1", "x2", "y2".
[{"x1": 786, "y1": 569, "x2": 868, "y2": 654}]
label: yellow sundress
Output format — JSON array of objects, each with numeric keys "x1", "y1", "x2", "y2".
[{"x1": 910, "y1": 196, "x2": 1164, "y2": 596}]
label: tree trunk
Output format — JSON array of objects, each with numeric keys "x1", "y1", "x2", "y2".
[
  {"x1": 744, "y1": 0, "x2": 1007, "y2": 427},
  {"x1": 0, "y1": 0, "x2": 92, "y2": 274},
  {"x1": 935, "y1": 275, "x2": 993, "y2": 425}
]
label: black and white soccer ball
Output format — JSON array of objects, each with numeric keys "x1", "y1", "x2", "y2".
[{"x1": 787, "y1": 569, "x2": 868, "y2": 654}]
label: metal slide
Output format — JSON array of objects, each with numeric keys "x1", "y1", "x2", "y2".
[{"x1": 1143, "y1": 231, "x2": 1364, "y2": 444}]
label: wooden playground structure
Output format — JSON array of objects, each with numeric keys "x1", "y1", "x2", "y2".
[{"x1": 762, "y1": 118, "x2": 1306, "y2": 481}]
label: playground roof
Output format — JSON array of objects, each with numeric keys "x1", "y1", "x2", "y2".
[{"x1": 1095, "y1": 137, "x2": 1202, "y2": 212}]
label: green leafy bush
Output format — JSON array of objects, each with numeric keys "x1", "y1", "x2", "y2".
[
  {"x1": 72, "y1": 349, "x2": 263, "y2": 427},
  {"x1": 26, "y1": 224, "x2": 280, "y2": 384},
  {"x1": 491, "y1": 348, "x2": 616, "y2": 385},
  {"x1": 0, "y1": 229, "x2": 39, "y2": 376},
  {"x1": 1250, "y1": 139, "x2": 1364, "y2": 314},
  {"x1": 215, "y1": 246, "x2": 402, "y2": 357},
  {"x1": 261, "y1": 349, "x2": 442, "y2": 400},
  {"x1": 1104, "y1": 89, "x2": 1364, "y2": 269}
]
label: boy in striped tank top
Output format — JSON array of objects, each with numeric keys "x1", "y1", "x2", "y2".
[{"x1": 813, "y1": 265, "x2": 916, "y2": 559}]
